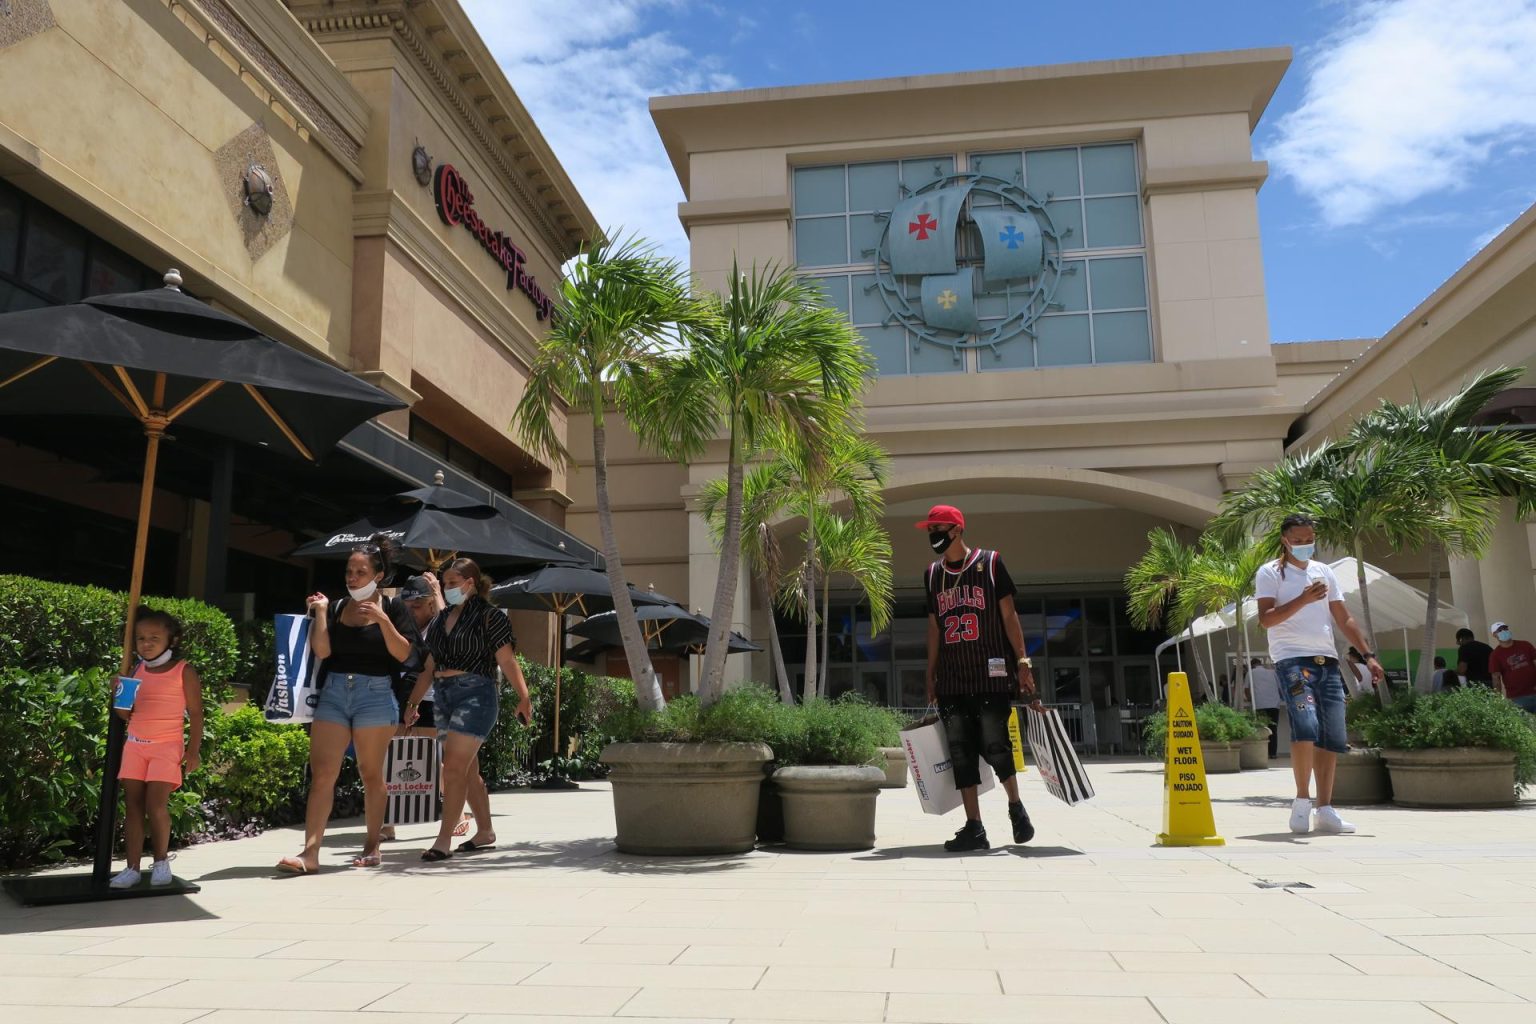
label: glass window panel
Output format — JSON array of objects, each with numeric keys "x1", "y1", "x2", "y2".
[
  {"x1": 1088, "y1": 256, "x2": 1147, "y2": 309},
  {"x1": 978, "y1": 335, "x2": 1036, "y2": 371},
  {"x1": 1080, "y1": 143, "x2": 1138, "y2": 195},
  {"x1": 972, "y1": 151, "x2": 1023, "y2": 184},
  {"x1": 909, "y1": 338, "x2": 966, "y2": 374},
  {"x1": 847, "y1": 161, "x2": 899, "y2": 211},
  {"x1": 1036, "y1": 314, "x2": 1091, "y2": 367},
  {"x1": 1052, "y1": 259, "x2": 1088, "y2": 312},
  {"x1": 859, "y1": 325, "x2": 908, "y2": 376},
  {"x1": 1026, "y1": 147, "x2": 1080, "y2": 198},
  {"x1": 0, "y1": 185, "x2": 20, "y2": 274},
  {"x1": 1092, "y1": 311, "x2": 1152, "y2": 363},
  {"x1": 0, "y1": 281, "x2": 49, "y2": 312},
  {"x1": 1046, "y1": 199, "x2": 1084, "y2": 252},
  {"x1": 890, "y1": 597, "x2": 930, "y2": 659},
  {"x1": 1014, "y1": 597, "x2": 1046, "y2": 657},
  {"x1": 849, "y1": 213, "x2": 884, "y2": 264},
  {"x1": 975, "y1": 284, "x2": 1008, "y2": 319},
  {"x1": 794, "y1": 216, "x2": 848, "y2": 267},
  {"x1": 900, "y1": 156, "x2": 953, "y2": 190},
  {"x1": 1084, "y1": 597, "x2": 1113, "y2": 656},
  {"x1": 793, "y1": 165, "x2": 846, "y2": 215},
  {"x1": 1084, "y1": 195, "x2": 1142, "y2": 249},
  {"x1": 1051, "y1": 664, "x2": 1083, "y2": 705},
  {"x1": 850, "y1": 272, "x2": 890, "y2": 325},
  {"x1": 21, "y1": 204, "x2": 87, "y2": 303},
  {"x1": 806, "y1": 275, "x2": 851, "y2": 319},
  {"x1": 1046, "y1": 598, "x2": 1084, "y2": 657},
  {"x1": 86, "y1": 242, "x2": 143, "y2": 298}
]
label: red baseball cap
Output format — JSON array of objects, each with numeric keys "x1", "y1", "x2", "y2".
[{"x1": 914, "y1": 504, "x2": 964, "y2": 530}]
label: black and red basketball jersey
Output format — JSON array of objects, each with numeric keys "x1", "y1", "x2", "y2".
[{"x1": 925, "y1": 548, "x2": 1019, "y2": 696}]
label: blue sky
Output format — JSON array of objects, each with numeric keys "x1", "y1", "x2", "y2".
[{"x1": 466, "y1": 0, "x2": 1536, "y2": 343}]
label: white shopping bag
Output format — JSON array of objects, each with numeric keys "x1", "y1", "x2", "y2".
[
  {"x1": 385, "y1": 735, "x2": 442, "y2": 825},
  {"x1": 263, "y1": 613, "x2": 321, "y2": 724},
  {"x1": 901, "y1": 714, "x2": 995, "y2": 816},
  {"x1": 1025, "y1": 707, "x2": 1095, "y2": 806}
]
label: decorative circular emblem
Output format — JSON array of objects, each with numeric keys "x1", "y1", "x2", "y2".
[
  {"x1": 873, "y1": 171, "x2": 1063, "y2": 357},
  {"x1": 412, "y1": 142, "x2": 434, "y2": 186},
  {"x1": 242, "y1": 163, "x2": 274, "y2": 217}
]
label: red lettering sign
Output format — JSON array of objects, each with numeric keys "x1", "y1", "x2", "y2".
[{"x1": 433, "y1": 163, "x2": 556, "y2": 321}]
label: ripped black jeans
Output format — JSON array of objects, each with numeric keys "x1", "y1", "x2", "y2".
[{"x1": 938, "y1": 693, "x2": 1016, "y2": 789}]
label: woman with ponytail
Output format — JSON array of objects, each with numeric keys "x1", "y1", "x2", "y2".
[
  {"x1": 278, "y1": 533, "x2": 421, "y2": 873},
  {"x1": 406, "y1": 557, "x2": 532, "y2": 861}
]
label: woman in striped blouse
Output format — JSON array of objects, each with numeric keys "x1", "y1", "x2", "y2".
[{"x1": 405, "y1": 558, "x2": 532, "y2": 861}]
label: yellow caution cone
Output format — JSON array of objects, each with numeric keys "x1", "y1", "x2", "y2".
[
  {"x1": 1008, "y1": 707, "x2": 1027, "y2": 773},
  {"x1": 1156, "y1": 672, "x2": 1225, "y2": 847}
]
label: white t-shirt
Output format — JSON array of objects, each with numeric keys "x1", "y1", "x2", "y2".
[
  {"x1": 1249, "y1": 666, "x2": 1282, "y2": 709},
  {"x1": 1254, "y1": 559, "x2": 1344, "y2": 661}
]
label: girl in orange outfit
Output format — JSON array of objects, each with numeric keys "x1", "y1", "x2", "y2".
[{"x1": 109, "y1": 607, "x2": 203, "y2": 889}]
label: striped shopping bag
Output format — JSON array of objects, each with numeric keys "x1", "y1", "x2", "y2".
[
  {"x1": 384, "y1": 736, "x2": 442, "y2": 825},
  {"x1": 1024, "y1": 707, "x2": 1095, "y2": 806}
]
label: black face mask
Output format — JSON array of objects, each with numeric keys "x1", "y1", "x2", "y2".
[{"x1": 929, "y1": 529, "x2": 953, "y2": 554}]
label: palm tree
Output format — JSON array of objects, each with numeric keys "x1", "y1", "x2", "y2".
[
  {"x1": 642, "y1": 263, "x2": 873, "y2": 702},
  {"x1": 1348, "y1": 367, "x2": 1536, "y2": 686},
  {"x1": 1124, "y1": 527, "x2": 1216, "y2": 700},
  {"x1": 789, "y1": 507, "x2": 894, "y2": 698},
  {"x1": 512, "y1": 235, "x2": 711, "y2": 712},
  {"x1": 1177, "y1": 534, "x2": 1272, "y2": 706}
]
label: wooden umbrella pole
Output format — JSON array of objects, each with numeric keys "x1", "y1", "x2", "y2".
[{"x1": 93, "y1": 409, "x2": 167, "y2": 888}]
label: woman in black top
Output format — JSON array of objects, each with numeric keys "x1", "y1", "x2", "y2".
[
  {"x1": 406, "y1": 557, "x2": 531, "y2": 861},
  {"x1": 278, "y1": 534, "x2": 420, "y2": 874}
]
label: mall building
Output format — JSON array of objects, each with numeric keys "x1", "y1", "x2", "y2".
[
  {"x1": 566, "y1": 47, "x2": 1536, "y2": 712},
  {"x1": 0, "y1": 0, "x2": 604, "y2": 663}
]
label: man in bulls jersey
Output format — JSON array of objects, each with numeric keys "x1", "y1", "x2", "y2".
[{"x1": 918, "y1": 504, "x2": 1040, "y2": 851}]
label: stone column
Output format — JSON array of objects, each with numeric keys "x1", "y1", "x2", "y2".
[
  {"x1": 1449, "y1": 555, "x2": 1487, "y2": 636},
  {"x1": 1478, "y1": 498, "x2": 1536, "y2": 640}
]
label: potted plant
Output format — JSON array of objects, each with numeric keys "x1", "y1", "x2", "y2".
[
  {"x1": 1357, "y1": 687, "x2": 1536, "y2": 808},
  {"x1": 1238, "y1": 711, "x2": 1273, "y2": 770},
  {"x1": 1193, "y1": 703, "x2": 1255, "y2": 773},
  {"x1": 1333, "y1": 693, "x2": 1391, "y2": 804},
  {"x1": 600, "y1": 686, "x2": 779, "y2": 854},
  {"x1": 765, "y1": 696, "x2": 906, "y2": 851}
]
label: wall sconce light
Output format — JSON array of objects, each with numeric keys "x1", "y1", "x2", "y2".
[
  {"x1": 412, "y1": 142, "x2": 434, "y2": 186},
  {"x1": 243, "y1": 163, "x2": 274, "y2": 216}
]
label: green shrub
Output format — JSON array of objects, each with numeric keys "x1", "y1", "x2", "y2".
[
  {"x1": 196, "y1": 705, "x2": 310, "y2": 823},
  {"x1": 474, "y1": 660, "x2": 635, "y2": 787},
  {"x1": 1195, "y1": 702, "x2": 1257, "y2": 742},
  {"x1": 1142, "y1": 710, "x2": 1168, "y2": 758},
  {"x1": 603, "y1": 684, "x2": 785, "y2": 745},
  {"x1": 1356, "y1": 687, "x2": 1536, "y2": 788},
  {"x1": 233, "y1": 618, "x2": 276, "y2": 706},
  {"x1": 771, "y1": 696, "x2": 897, "y2": 767},
  {"x1": 0, "y1": 575, "x2": 237, "y2": 702}
]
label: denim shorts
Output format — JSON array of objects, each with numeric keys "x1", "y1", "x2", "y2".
[
  {"x1": 1274, "y1": 656, "x2": 1349, "y2": 754},
  {"x1": 937, "y1": 693, "x2": 1017, "y2": 789},
  {"x1": 313, "y1": 672, "x2": 399, "y2": 729},
  {"x1": 434, "y1": 672, "x2": 499, "y2": 741}
]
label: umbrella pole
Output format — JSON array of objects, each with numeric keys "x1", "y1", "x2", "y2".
[{"x1": 93, "y1": 415, "x2": 167, "y2": 889}]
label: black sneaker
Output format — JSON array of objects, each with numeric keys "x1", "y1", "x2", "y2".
[
  {"x1": 944, "y1": 819, "x2": 990, "y2": 852},
  {"x1": 1009, "y1": 802, "x2": 1035, "y2": 844}
]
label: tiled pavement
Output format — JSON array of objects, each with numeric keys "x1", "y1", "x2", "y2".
[{"x1": 3, "y1": 758, "x2": 1535, "y2": 1023}]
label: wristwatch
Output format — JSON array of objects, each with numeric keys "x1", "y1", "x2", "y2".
[
  {"x1": 1362, "y1": 651, "x2": 1378, "y2": 661},
  {"x1": 1017, "y1": 657, "x2": 1033, "y2": 668}
]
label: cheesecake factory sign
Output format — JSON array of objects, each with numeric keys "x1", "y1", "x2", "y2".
[{"x1": 432, "y1": 163, "x2": 556, "y2": 321}]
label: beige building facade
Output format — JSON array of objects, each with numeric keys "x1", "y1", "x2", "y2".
[{"x1": 0, "y1": 0, "x2": 599, "y2": 656}]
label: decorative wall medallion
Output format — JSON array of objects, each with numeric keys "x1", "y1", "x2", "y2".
[
  {"x1": 215, "y1": 123, "x2": 293, "y2": 261},
  {"x1": 412, "y1": 142, "x2": 434, "y2": 186},
  {"x1": 242, "y1": 163, "x2": 275, "y2": 216},
  {"x1": 871, "y1": 171, "x2": 1066, "y2": 361}
]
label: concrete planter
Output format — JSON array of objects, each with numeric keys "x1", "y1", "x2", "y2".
[
  {"x1": 773, "y1": 766, "x2": 886, "y2": 851},
  {"x1": 1382, "y1": 747, "x2": 1518, "y2": 808},
  {"x1": 1239, "y1": 728, "x2": 1272, "y2": 770},
  {"x1": 878, "y1": 747, "x2": 909, "y2": 789},
  {"x1": 1202, "y1": 741, "x2": 1242, "y2": 774},
  {"x1": 601, "y1": 742, "x2": 774, "y2": 855},
  {"x1": 1331, "y1": 748, "x2": 1391, "y2": 805}
]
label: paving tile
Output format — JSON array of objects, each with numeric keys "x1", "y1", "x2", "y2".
[
  {"x1": 192, "y1": 1013, "x2": 461, "y2": 1024},
  {"x1": 589, "y1": 925, "x2": 789, "y2": 947},
  {"x1": 1241, "y1": 973, "x2": 1521, "y2": 1002},
  {"x1": 263, "y1": 939, "x2": 485, "y2": 961},
  {"x1": 523, "y1": 962, "x2": 763, "y2": 989},
  {"x1": 896, "y1": 947, "x2": 1120, "y2": 971},
  {"x1": 1439, "y1": 954, "x2": 1536, "y2": 977},
  {"x1": 218, "y1": 922, "x2": 417, "y2": 942},
  {"x1": 72, "y1": 937, "x2": 301, "y2": 959},
  {"x1": 0, "y1": 934, "x2": 117, "y2": 955},
  {"x1": 760, "y1": 965, "x2": 1001, "y2": 993},
  {"x1": 0, "y1": 976, "x2": 174, "y2": 1006},
  {"x1": 1152, "y1": 997, "x2": 1454, "y2": 1023},
  {"x1": 0, "y1": 953, "x2": 133, "y2": 976},
  {"x1": 121, "y1": 979, "x2": 399, "y2": 1011},
  {"x1": 1426, "y1": 1005, "x2": 1536, "y2": 1024},
  {"x1": 461, "y1": 1018, "x2": 723, "y2": 1024},
  {"x1": 88, "y1": 956, "x2": 337, "y2": 981},
  {"x1": 0, "y1": 1010, "x2": 209, "y2": 1024},
  {"x1": 1113, "y1": 951, "x2": 1355, "y2": 975},
  {"x1": 1000, "y1": 968, "x2": 1256, "y2": 998},
  {"x1": 677, "y1": 944, "x2": 894, "y2": 967},
  {"x1": 368, "y1": 981, "x2": 637, "y2": 1015},
  {"x1": 1333, "y1": 954, "x2": 1463, "y2": 976},
  {"x1": 617, "y1": 987, "x2": 886, "y2": 1021},
  {"x1": 295, "y1": 959, "x2": 543, "y2": 985},
  {"x1": 887, "y1": 992, "x2": 1164, "y2": 1023},
  {"x1": 397, "y1": 923, "x2": 601, "y2": 944}
]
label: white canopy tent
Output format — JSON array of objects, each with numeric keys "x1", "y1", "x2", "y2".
[{"x1": 1154, "y1": 558, "x2": 1469, "y2": 699}]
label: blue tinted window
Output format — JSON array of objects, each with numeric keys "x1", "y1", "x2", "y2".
[
  {"x1": 1093, "y1": 311, "x2": 1152, "y2": 363},
  {"x1": 972, "y1": 151, "x2": 1023, "y2": 183},
  {"x1": 1026, "y1": 148, "x2": 1080, "y2": 198},
  {"x1": 901, "y1": 156, "x2": 953, "y2": 190},
  {"x1": 909, "y1": 337, "x2": 966, "y2": 374},
  {"x1": 1085, "y1": 196, "x2": 1142, "y2": 248},
  {"x1": 1036, "y1": 314, "x2": 1092, "y2": 367},
  {"x1": 1046, "y1": 199, "x2": 1084, "y2": 252},
  {"x1": 850, "y1": 273, "x2": 889, "y2": 325},
  {"x1": 849, "y1": 214, "x2": 884, "y2": 263},
  {"x1": 1081, "y1": 144, "x2": 1138, "y2": 195},
  {"x1": 794, "y1": 166, "x2": 846, "y2": 215},
  {"x1": 848, "y1": 162, "x2": 900, "y2": 211},
  {"x1": 1053, "y1": 260, "x2": 1088, "y2": 312},
  {"x1": 980, "y1": 333, "x2": 1036, "y2": 371},
  {"x1": 859, "y1": 325, "x2": 908, "y2": 376},
  {"x1": 1089, "y1": 257, "x2": 1147, "y2": 310},
  {"x1": 806, "y1": 275, "x2": 851, "y2": 319},
  {"x1": 795, "y1": 217, "x2": 847, "y2": 267}
]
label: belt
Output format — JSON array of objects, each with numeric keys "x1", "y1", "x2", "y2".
[{"x1": 1310, "y1": 656, "x2": 1338, "y2": 666}]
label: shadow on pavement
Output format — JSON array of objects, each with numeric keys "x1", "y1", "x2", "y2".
[{"x1": 851, "y1": 844, "x2": 1084, "y2": 861}]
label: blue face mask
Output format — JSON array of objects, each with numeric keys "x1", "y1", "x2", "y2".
[
  {"x1": 444, "y1": 585, "x2": 469, "y2": 607},
  {"x1": 1497, "y1": 629, "x2": 1513, "y2": 642},
  {"x1": 1288, "y1": 542, "x2": 1315, "y2": 562}
]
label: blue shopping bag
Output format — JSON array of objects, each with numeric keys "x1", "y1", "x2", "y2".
[{"x1": 263, "y1": 613, "x2": 322, "y2": 724}]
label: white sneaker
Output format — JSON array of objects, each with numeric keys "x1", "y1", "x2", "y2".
[
  {"x1": 150, "y1": 859, "x2": 174, "y2": 886},
  {"x1": 1314, "y1": 806, "x2": 1356, "y2": 834},
  {"x1": 108, "y1": 867, "x2": 141, "y2": 889},
  {"x1": 1289, "y1": 798, "x2": 1313, "y2": 834}
]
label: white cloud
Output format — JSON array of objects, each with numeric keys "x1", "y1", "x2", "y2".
[
  {"x1": 460, "y1": 0, "x2": 734, "y2": 265},
  {"x1": 1266, "y1": 0, "x2": 1536, "y2": 228}
]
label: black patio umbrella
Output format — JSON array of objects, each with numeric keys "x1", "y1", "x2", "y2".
[
  {"x1": 490, "y1": 570, "x2": 677, "y2": 765},
  {"x1": 570, "y1": 606, "x2": 762, "y2": 655},
  {"x1": 290, "y1": 470, "x2": 582, "y2": 571},
  {"x1": 0, "y1": 270, "x2": 405, "y2": 905}
]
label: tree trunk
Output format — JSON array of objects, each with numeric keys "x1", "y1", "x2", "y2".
[
  {"x1": 592, "y1": 410, "x2": 665, "y2": 712},
  {"x1": 699, "y1": 425, "x2": 745, "y2": 704},
  {"x1": 1418, "y1": 539, "x2": 1443, "y2": 692},
  {"x1": 1185, "y1": 627, "x2": 1215, "y2": 702},
  {"x1": 802, "y1": 511, "x2": 819, "y2": 705},
  {"x1": 756, "y1": 566, "x2": 794, "y2": 704},
  {"x1": 1352, "y1": 536, "x2": 1377, "y2": 651},
  {"x1": 818, "y1": 573, "x2": 831, "y2": 698}
]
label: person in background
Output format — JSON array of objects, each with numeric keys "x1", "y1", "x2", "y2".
[
  {"x1": 1488, "y1": 620, "x2": 1536, "y2": 713},
  {"x1": 1247, "y1": 657, "x2": 1283, "y2": 759},
  {"x1": 1430, "y1": 656, "x2": 1459, "y2": 692},
  {"x1": 1255, "y1": 513, "x2": 1383, "y2": 836},
  {"x1": 109, "y1": 608, "x2": 203, "y2": 889},
  {"x1": 1456, "y1": 627, "x2": 1493, "y2": 687},
  {"x1": 279, "y1": 534, "x2": 419, "y2": 874},
  {"x1": 379, "y1": 573, "x2": 447, "y2": 843}
]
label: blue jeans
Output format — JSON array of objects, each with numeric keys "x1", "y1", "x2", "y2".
[
  {"x1": 1274, "y1": 657, "x2": 1349, "y2": 754},
  {"x1": 313, "y1": 673, "x2": 398, "y2": 729},
  {"x1": 434, "y1": 673, "x2": 500, "y2": 741}
]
